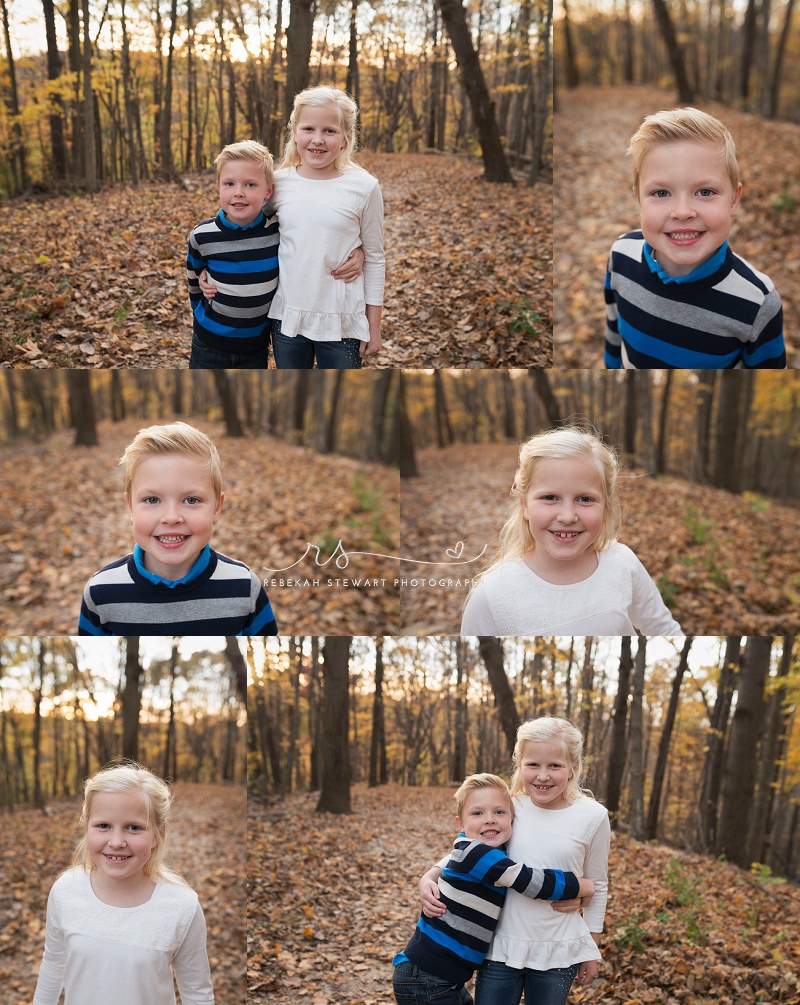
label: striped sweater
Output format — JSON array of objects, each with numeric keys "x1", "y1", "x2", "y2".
[
  {"x1": 394, "y1": 835, "x2": 581, "y2": 985},
  {"x1": 604, "y1": 231, "x2": 786, "y2": 369},
  {"x1": 186, "y1": 208, "x2": 279, "y2": 355},
  {"x1": 78, "y1": 546, "x2": 277, "y2": 636}
]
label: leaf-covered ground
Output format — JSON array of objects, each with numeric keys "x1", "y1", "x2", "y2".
[
  {"x1": 0, "y1": 419, "x2": 400, "y2": 636},
  {"x1": 554, "y1": 85, "x2": 800, "y2": 368},
  {"x1": 0, "y1": 153, "x2": 548, "y2": 369},
  {"x1": 399, "y1": 443, "x2": 800, "y2": 635},
  {"x1": 0, "y1": 782, "x2": 245, "y2": 1005},
  {"x1": 248, "y1": 784, "x2": 800, "y2": 1005}
]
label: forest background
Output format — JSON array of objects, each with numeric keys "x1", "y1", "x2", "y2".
[
  {"x1": 0, "y1": 0, "x2": 547, "y2": 367},
  {"x1": 553, "y1": 0, "x2": 800, "y2": 366},
  {"x1": 250, "y1": 634, "x2": 800, "y2": 1004},
  {"x1": 0, "y1": 635, "x2": 249, "y2": 1005},
  {"x1": 0, "y1": 369, "x2": 401, "y2": 636},
  {"x1": 399, "y1": 369, "x2": 800, "y2": 635}
]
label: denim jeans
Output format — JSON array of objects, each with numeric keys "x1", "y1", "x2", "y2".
[
  {"x1": 271, "y1": 321, "x2": 363, "y2": 369},
  {"x1": 189, "y1": 334, "x2": 270, "y2": 369},
  {"x1": 392, "y1": 962, "x2": 474, "y2": 1005},
  {"x1": 474, "y1": 960, "x2": 579, "y2": 1005}
]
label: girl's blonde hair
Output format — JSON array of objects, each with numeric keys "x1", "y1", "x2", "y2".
[
  {"x1": 477, "y1": 425, "x2": 620, "y2": 582},
  {"x1": 214, "y1": 140, "x2": 274, "y2": 188},
  {"x1": 454, "y1": 773, "x2": 514, "y2": 821},
  {"x1": 72, "y1": 761, "x2": 190, "y2": 889},
  {"x1": 628, "y1": 107, "x2": 740, "y2": 197},
  {"x1": 119, "y1": 421, "x2": 223, "y2": 504},
  {"x1": 509, "y1": 717, "x2": 586, "y2": 803},
  {"x1": 280, "y1": 86, "x2": 362, "y2": 174}
]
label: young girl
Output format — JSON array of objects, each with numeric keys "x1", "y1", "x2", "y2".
[
  {"x1": 34, "y1": 762, "x2": 214, "y2": 1005},
  {"x1": 460, "y1": 426, "x2": 682, "y2": 635},
  {"x1": 421, "y1": 718, "x2": 609, "y2": 1005},
  {"x1": 267, "y1": 85, "x2": 385, "y2": 369}
]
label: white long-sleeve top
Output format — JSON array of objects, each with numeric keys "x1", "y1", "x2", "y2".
[
  {"x1": 486, "y1": 795, "x2": 610, "y2": 971},
  {"x1": 268, "y1": 165, "x2": 385, "y2": 342},
  {"x1": 33, "y1": 868, "x2": 214, "y2": 1005},
  {"x1": 461, "y1": 542, "x2": 683, "y2": 636}
]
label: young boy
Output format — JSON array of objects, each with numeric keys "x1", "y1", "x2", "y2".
[
  {"x1": 392, "y1": 774, "x2": 594, "y2": 1005},
  {"x1": 186, "y1": 141, "x2": 280, "y2": 369},
  {"x1": 604, "y1": 107, "x2": 786, "y2": 369},
  {"x1": 78, "y1": 422, "x2": 277, "y2": 636}
]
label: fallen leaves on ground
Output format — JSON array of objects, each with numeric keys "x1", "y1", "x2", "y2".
[
  {"x1": 0, "y1": 419, "x2": 400, "y2": 635},
  {"x1": 0, "y1": 783, "x2": 245, "y2": 1005},
  {"x1": 400, "y1": 443, "x2": 800, "y2": 634},
  {"x1": 248, "y1": 783, "x2": 800, "y2": 1005},
  {"x1": 554, "y1": 86, "x2": 800, "y2": 368},
  {"x1": 0, "y1": 154, "x2": 548, "y2": 369}
]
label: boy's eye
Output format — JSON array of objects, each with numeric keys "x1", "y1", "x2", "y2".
[
  {"x1": 184, "y1": 496, "x2": 201, "y2": 505},
  {"x1": 697, "y1": 187, "x2": 716, "y2": 197}
]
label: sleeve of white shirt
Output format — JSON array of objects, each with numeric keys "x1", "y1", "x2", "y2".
[
  {"x1": 172, "y1": 901, "x2": 215, "y2": 1005},
  {"x1": 460, "y1": 581, "x2": 497, "y2": 635},
  {"x1": 581, "y1": 805, "x2": 611, "y2": 934},
  {"x1": 629, "y1": 555, "x2": 683, "y2": 636},
  {"x1": 360, "y1": 180, "x2": 385, "y2": 307},
  {"x1": 33, "y1": 886, "x2": 66, "y2": 1005}
]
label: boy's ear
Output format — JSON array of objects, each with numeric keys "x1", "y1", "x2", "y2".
[
  {"x1": 265, "y1": 182, "x2": 275, "y2": 202},
  {"x1": 214, "y1": 493, "x2": 225, "y2": 521},
  {"x1": 731, "y1": 181, "x2": 743, "y2": 212},
  {"x1": 124, "y1": 492, "x2": 132, "y2": 516}
]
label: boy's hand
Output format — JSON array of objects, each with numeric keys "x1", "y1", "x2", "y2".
[
  {"x1": 198, "y1": 270, "x2": 218, "y2": 300},
  {"x1": 332, "y1": 246, "x2": 364, "y2": 283},
  {"x1": 419, "y1": 868, "x2": 445, "y2": 918}
]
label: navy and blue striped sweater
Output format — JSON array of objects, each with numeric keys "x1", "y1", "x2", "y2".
[
  {"x1": 604, "y1": 232, "x2": 786, "y2": 369},
  {"x1": 395, "y1": 835, "x2": 581, "y2": 985},
  {"x1": 79, "y1": 546, "x2": 277, "y2": 636},
  {"x1": 186, "y1": 208, "x2": 279, "y2": 355}
]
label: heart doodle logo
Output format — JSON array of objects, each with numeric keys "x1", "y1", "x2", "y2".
[{"x1": 445, "y1": 541, "x2": 465, "y2": 559}]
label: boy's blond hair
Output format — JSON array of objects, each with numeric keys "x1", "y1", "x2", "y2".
[
  {"x1": 214, "y1": 140, "x2": 274, "y2": 188},
  {"x1": 628, "y1": 107, "x2": 739, "y2": 196},
  {"x1": 120, "y1": 421, "x2": 222, "y2": 503},
  {"x1": 280, "y1": 86, "x2": 362, "y2": 174},
  {"x1": 454, "y1": 773, "x2": 514, "y2": 821}
]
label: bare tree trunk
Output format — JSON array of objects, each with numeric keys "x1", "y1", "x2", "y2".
[
  {"x1": 42, "y1": 0, "x2": 66, "y2": 180},
  {"x1": 67, "y1": 371, "x2": 98, "y2": 447},
  {"x1": 651, "y1": 0, "x2": 695, "y2": 101},
  {"x1": 368, "y1": 637, "x2": 387, "y2": 786},
  {"x1": 121, "y1": 637, "x2": 143, "y2": 762},
  {"x1": 316, "y1": 637, "x2": 353, "y2": 813},
  {"x1": 1, "y1": 0, "x2": 27, "y2": 193},
  {"x1": 81, "y1": 0, "x2": 97, "y2": 191},
  {"x1": 477, "y1": 636, "x2": 520, "y2": 756},
  {"x1": 697, "y1": 636, "x2": 740, "y2": 852},
  {"x1": 605, "y1": 636, "x2": 633, "y2": 826},
  {"x1": 285, "y1": 0, "x2": 313, "y2": 122},
  {"x1": 212, "y1": 371, "x2": 245, "y2": 437},
  {"x1": 629, "y1": 637, "x2": 646, "y2": 840}
]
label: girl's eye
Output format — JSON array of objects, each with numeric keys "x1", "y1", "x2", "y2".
[
  {"x1": 143, "y1": 496, "x2": 159, "y2": 505},
  {"x1": 578, "y1": 495, "x2": 596, "y2": 503},
  {"x1": 652, "y1": 189, "x2": 669, "y2": 198}
]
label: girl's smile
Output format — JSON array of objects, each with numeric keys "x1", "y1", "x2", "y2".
[{"x1": 521, "y1": 455, "x2": 605, "y2": 584}]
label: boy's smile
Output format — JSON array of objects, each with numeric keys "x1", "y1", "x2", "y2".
[
  {"x1": 636, "y1": 140, "x2": 742, "y2": 278},
  {"x1": 126, "y1": 454, "x2": 223, "y2": 581}
]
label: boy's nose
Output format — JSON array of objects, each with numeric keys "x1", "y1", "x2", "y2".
[{"x1": 671, "y1": 196, "x2": 696, "y2": 218}]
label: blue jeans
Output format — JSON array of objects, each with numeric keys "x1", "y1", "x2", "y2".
[
  {"x1": 392, "y1": 962, "x2": 474, "y2": 1005},
  {"x1": 474, "y1": 960, "x2": 579, "y2": 1005},
  {"x1": 189, "y1": 334, "x2": 270, "y2": 369},
  {"x1": 272, "y1": 321, "x2": 363, "y2": 369}
]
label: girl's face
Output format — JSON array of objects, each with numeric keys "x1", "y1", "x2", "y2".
[
  {"x1": 87, "y1": 790, "x2": 158, "y2": 886},
  {"x1": 293, "y1": 104, "x2": 346, "y2": 179},
  {"x1": 521, "y1": 455, "x2": 606, "y2": 578},
  {"x1": 520, "y1": 740, "x2": 573, "y2": 810}
]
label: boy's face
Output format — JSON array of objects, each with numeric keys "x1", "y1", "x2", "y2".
[
  {"x1": 218, "y1": 159, "x2": 274, "y2": 227},
  {"x1": 456, "y1": 787, "x2": 513, "y2": 847},
  {"x1": 636, "y1": 140, "x2": 742, "y2": 278},
  {"x1": 126, "y1": 453, "x2": 223, "y2": 581}
]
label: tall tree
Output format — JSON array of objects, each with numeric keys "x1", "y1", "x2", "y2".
[
  {"x1": 41, "y1": 0, "x2": 67, "y2": 180},
  {"x1": 368, "y1": 637, "x2": 387, "y2": 787},
  {"x1": 477, "y1": 636, "x2": 520, "y2": 755},
  {"x1": 316, "y1": 637, "x2": 353, "y2": 813},
  {"x1": 0, "y1": 0, "x2": 27, "y2": 193},
  {"x1": 81, "y1": 0, "x2": 97, "y2": 190},
  {"x1": 285, "y1": 0, "x2": 313, "y2": 122},
  {"x1": 67, "y1": 371, "x2": 98, "y2": 446},
  {"x1": 698, "y1": 636, "x2": 741, "y2": 852},
  {"x1": 628, "y1": 637, "x2": 647, "y2": 840},
  {"x1": 650, "y1": 0, "x2": 695, "y2": 102},
  {"x1": 645, "y1": 637, "x2": 694, "y2": 840},
  {"x1": 716, "y1": 636, "x2": 773, "y2": 866},
  {"x1": 212, "y1": 371, "x2": 245, "y2": 437},
  {"x1": 436, "y1": 0, "x2": 515, "y2": 183},
  {"x1": 121, "y1": 637, "x2": 143, "y2": 762},
  {"x1": 605, "y1": 636, "x2": 633, "y2": 826}
]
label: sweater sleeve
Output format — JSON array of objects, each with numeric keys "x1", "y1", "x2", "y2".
[
  {"x1": 629, "y1": 554, "x2": 683, "y2": 636},
  {"x1": 78, "y1": 581, "x2": 113, "y2": 636},
  {"x1": 457, "y1": 842, "x2": 581, "y2": 901},
  {"x1": 33, "y1": 886, "x2": 66, "y2": 1005},
  {"x1": 580, "y1": 807, "x2": 611, "y2": 934},
  {"x1": 460, "y1": 581, "x2": 497, "y2": 635},
  {"x1": 172, "y1": 901, "x2": 215, "y2": 1005},
  {"x1": 742, "y1": 289, "x2": 786, "y2": 368},
  {"x1": 239, "y1": 580, "x2": 278, "y2": 637},
  {"x1": 360, "y1": 179, "x2": 385, "y2": 307},
  {"x1": 604, "y1": 258, "x2": 621, "y2": 369}
]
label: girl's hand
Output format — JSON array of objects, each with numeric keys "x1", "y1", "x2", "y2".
[
  {"x1": 419, "y1": 870, "x2": 445, "y2": 918},
  {"x1": 360, "y1": 333, "x2": 382, "y2": 358},
  {"x1": 332, "y1": 246, "x2": 365, "y2": 283},
  {"x1": 574, "y1": 960, "x2": 597, "y2": 986},
  {"x1": 198, "y1": 270, "x2": 218, "y2": 300},
  {"x1": 551, "y1": 897, "x2": 585, "y2": 913}
]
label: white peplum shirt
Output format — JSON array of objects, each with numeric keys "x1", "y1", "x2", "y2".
[
  {"x1": 486, "y1": 795, "x2": 610, "y2": 971},
  {"x1": 460, "y1": 542, "x2": 683, "y2": 636},
  {"x1": 268, "y1": 165, "x2": 385, "y2": 342},
  {"x1": 33, "y1": 868, "x2": 214, "y2": 1005}
]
